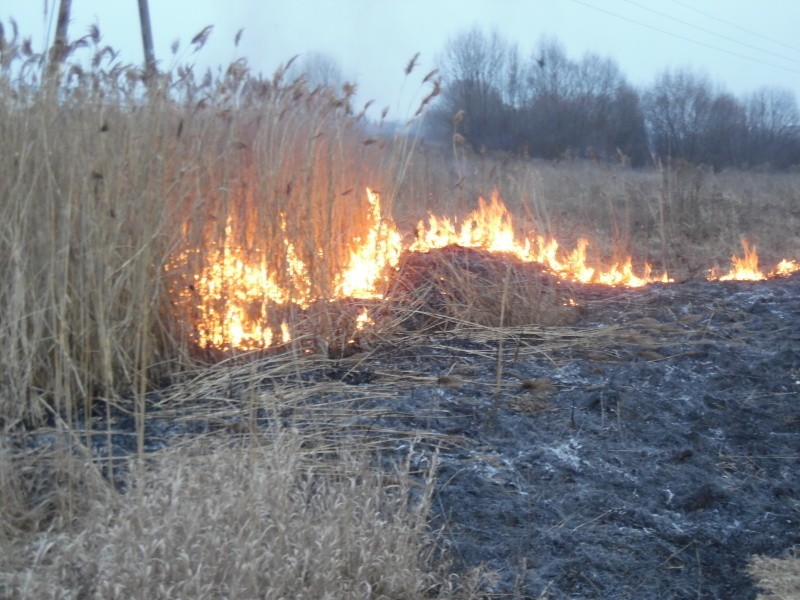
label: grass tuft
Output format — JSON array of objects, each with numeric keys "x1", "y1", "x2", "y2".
[{"x1": 0, "y1": 433, "x2": 485, "y2": 599}]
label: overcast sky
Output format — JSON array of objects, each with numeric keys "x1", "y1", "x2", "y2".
[{"x1": 6, "y1": 1, "x2": 800, "y2": 120}]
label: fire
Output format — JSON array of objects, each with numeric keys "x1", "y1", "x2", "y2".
[
  {"x1": 170, "y1": 189, "x2": 798, "y2": 351},
  {"x1": 773, "y1": 259, "x2": 800, "y2": 277},
  {"x1": 708, "y1": 241, "x2": 800, "y2": 281},
  {"x1": 409, "y1": 191, "x2": 670, "y2": 287},
  {"x1": 334, "y1": 188, "x2": 402, "y2": 299},
  {"x1": 170, "y1": 218, "x2": 308, "y2": 351},
  {"x1": 355, "y1": 307, "x2": 374, "y2": 331},
  {"x1": 172, "y1": 189, "x2": 400, "y2": 351}
]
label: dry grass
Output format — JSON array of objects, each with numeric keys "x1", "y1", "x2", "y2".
[
  {"x1": 0, "y1": 25, "x2": 484, "y2": 598},
  {"x1": 749, "y1": 552, "x2": 800, "y2": 600},
  {"x1": 2, "y1": 19, "x2": 800, "y2": 599},
  {"x1": 387, "y1": 246, "x2": 578, "y2": 331},
  {"x1": 0, "y1": 24, "x2": 437, "y2": 426},
  {"x1": 2, "y1": 28, "x2": 799, "y2": 425},
  {"x1": 0, "y1": 432, "x2": 485, "y2": 599}
]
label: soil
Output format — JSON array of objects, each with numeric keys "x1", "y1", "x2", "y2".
[{"x1": 27, "y1": 250, "x2": 800, "y2": 599}]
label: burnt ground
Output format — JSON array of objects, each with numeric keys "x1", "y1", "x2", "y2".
[
  {"x1": 24, "y1": 262, "x2": 800, "y2": 599},
  {"x1": 341, "y1": 270, "x2": 800, "y2": 599}
]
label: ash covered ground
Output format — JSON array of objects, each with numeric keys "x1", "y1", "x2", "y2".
[
  {"x1": 46, "y1": 261, "x2": 800, "y2": 599},
  {"x1": 388, "y1": 273, "x2": 800, "y2": 599}
]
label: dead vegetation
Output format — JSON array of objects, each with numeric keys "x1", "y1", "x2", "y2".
[
  {"x1": 749, "y1": 553, "x2": 800, "y2": 600},
  {"x1": 1, "y1": 432, "x2": 485, "y2": 599},
  {"x1": 388, "y1": 246, "x2": 578, "y2": 330},
  {"x1": 1, "y1": 20, "x2": 798, "y2": 599}
]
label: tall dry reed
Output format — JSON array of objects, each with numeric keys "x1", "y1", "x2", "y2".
[
  {"x1": 1, "y1": 23, "x2": 485, "y2": 599},
  {"x1": 0, "y1": 24, "x2": 437, "y2": 426}
]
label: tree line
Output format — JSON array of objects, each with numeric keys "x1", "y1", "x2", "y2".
[{"x1": 425, "y1": 28, "x2": 800, "y2": 170}]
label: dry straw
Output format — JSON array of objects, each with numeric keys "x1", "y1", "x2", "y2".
[{"x1": 1, "y1": 432, "x2": 486, "y2": 599}]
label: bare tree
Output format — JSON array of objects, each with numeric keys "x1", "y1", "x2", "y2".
[
  {"x1": 432, "y1": 27, "x2": 513, "y2": 151},
  {"x1": 521, "y1": 39, "x2": 648, "y2": 163},
  {"x1": 643, "y1": 70, "x2": 800, "y2": 169},
  {"x1": 704, "y1": 92, "x2": 746, "y2": 167},
  {"x1": 287, "y1": 51, "x2": 345, "y2": 90},
  {"x1": 743, "y1": 87, "x2": 800, "y2": 168},
  {"x1": 644, "y1": 68, "x2": 716, "y2": 163}
]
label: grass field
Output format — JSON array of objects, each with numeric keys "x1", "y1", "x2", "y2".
[{"x1": 1, "y1": 33, "x2": 798, "y2": 598}]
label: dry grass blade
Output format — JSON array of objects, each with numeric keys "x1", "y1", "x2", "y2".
[
  {"x1": 405, "y1": 52, "x2": 421, "y2": 75},
  {"x1": 190, "y1": 25, "x2": 213, "y2": 49}
]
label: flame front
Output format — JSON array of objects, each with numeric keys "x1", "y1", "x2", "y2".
[
  {"x1": 708, "y1": 240, "x2": 800, "y2": 281},
  {"x1": 171, "y1": 188, "x2": 402, "y2": 351},
  {"x1": 710, "y1": 240, "x2": 764, "y2": 281},
  {"x1": 410, "y1": 191, "x2": 669, "y2": 287},
  {"x1": 177, "y1": 220, "x2": 303, "y2": 350},
  {"x1": 772, "y1": 259, "x2": 800, "y2": 277},
  {"x1": 170, "y1": 189, "x2": 799, "y2": 351}
]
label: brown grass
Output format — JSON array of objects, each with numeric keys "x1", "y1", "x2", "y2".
[
  {"x1": 0, "y1": 432, "x2": 485, "y2": 599},
  {"x1": 2, "y1": 20, "x2": 800, "y2": 599},
  {"x1": 387, "y1": 245, "x2": 578, "y2": 332}
]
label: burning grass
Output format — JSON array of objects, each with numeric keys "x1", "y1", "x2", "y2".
[
  {"x1": 387, "y1": 245, "x2": 579, "y2": 330},
  {"x1": 2, "y1": 20, "x2": 800, "y2": 599},
  {"x1": 167, "y1": 183, "x2": 799, "y2": 358},
  {"x1": 3, "y1": 28, "x2": 796, "y2": 423}
]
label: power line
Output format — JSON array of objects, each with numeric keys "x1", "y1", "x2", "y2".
[
  {"x1": 619, "y1": 0, "x2": 800, "y2": 66},
  {"x1": 569, "y1": 0, "x2": 800, "y2": 76},
  {"x1": 666, "y1": 0, "x2": 800, "y2": 56}
]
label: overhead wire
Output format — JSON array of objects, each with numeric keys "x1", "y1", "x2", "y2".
[
  {"x1": 569, "y1": 0, "x2": 800, "y2": 76},
  {"x1": 666, "y1": 0, "x2": 800, "y2": 56},
  {"x1": 619, "y1": 0, "x2": 800, "y2": 66}
]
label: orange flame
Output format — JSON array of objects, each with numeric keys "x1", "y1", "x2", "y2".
[
  {"x1": 410, "y1": 191, "x2": 670, "y2": 287},
  {"x1": 334, "y1": 188, "x2": 402, "y2": 299},
  {"x1": 171, "y1": 218, "x2": 308, "y2": 350},
  {"x1": 708, "y1": 241, "x2": 800, "y2": 281},
  {"x1": 171, "y1": 189, "x2": 798, "y2": 351},
  {"x1": 772, "y1": 258, "x2": 800, "y2": 277},
  {"x1": 355, "y1": 307, "x2": 374, "y2": 331},
  {"x1": 710, "y1": 240, "x2": 764, "y2": 281}
]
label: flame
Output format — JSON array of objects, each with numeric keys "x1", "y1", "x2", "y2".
[
  {"x1": 170, "y1": 188, "x2": 798, "y2": 351},
  {"x1": 171, "y1": 219, "x2": 309, "y2": 350},
  {"x1": 710, "y1": 240, "x2": 764, "y2": 281},
  {"x1": 355, "y1": 307, "x2": 374, "y2": 331},
  {"x1": 334, "y1": 188, "x2": 402, "y2": 299},
  {"x1": 280, "y1": 321, "x2": 291, "y2": 344},
  {"x1": 708, "y1": 241, "x2": 799, "y2": 281},
  {"x1": 772, "y1": 259, "x2": 800, "y2": 277},
  {"x1": 410, "y1": 190, "x2": 670, "y2": 287}
]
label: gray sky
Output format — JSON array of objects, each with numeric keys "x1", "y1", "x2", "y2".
[{"x1": 6, "y1": 1, "x2": 800, "y2": 119}]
